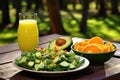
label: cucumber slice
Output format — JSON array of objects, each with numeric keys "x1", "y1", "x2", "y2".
[{"x1": 60, "y1": 61, "x2": 70, "y2": 67}]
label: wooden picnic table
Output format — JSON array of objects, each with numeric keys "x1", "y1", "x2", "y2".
[{"x1": 0, "y1": 34, "x2": 120, "y2": 80}]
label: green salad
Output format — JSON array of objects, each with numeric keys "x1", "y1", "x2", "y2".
[{"x1": 15, "y1": 48, "x2": 85, "y2": 71}]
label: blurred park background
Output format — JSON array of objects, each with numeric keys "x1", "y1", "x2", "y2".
[{"x1": 0, "y1": 0, "x2": 120, "y2": 46}]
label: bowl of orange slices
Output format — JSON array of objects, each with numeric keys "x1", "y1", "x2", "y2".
[{"x1": 71, "y1": 36, "x2": 118, "y2": 65}]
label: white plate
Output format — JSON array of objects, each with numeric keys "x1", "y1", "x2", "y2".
[{"x1": 13, "y1": 56, "x2": 89, "y2": 75}]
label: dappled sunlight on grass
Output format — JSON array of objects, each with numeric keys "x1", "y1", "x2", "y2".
[
  {"x1": 67, "y1": 4, "x2": 74, "y2": 11},
  {"x1": 72, "y1": 12, "x2": 82, "y2": 19},
  {"x1": 0, "y1": 33, "x2": 16, "y2": 39},
  {"x1": 109, "y1": 15, "x2": 120, "y2": 21},
  {"x1": 60, "y1": 11, "x2": 72, "y2": 19},
  {"x1": 87, "y1": 19, "x2": 96, "y2": 24},
  {"x1": 0, "y1": 29, "x2": 17, "y2": 46},
  {"x1": 9, "y1": 8, "x2": 16, "y2": 23},
  {"x1": 70, "y1": 32, "x2": 85, "y2": 38},
  {"x1": 76, "y1": 3, "x2": 82, "y2": 10},
  {"x1": 105, "y1": 18, "x2": 115, "y2": 25},
  {"x1": 103, "y1": 30, "x2": 119, "y2": 38},
  {"x1": 116, "y1": 26, "x2": 120, "y2": 30},
  {"x1": 60, "y1": 11, "x2": 68, "y2": 15},
  {"x1": 38, "y1": 22, "x2": 50, "y2": 31},
  {"x1": 44, "y1": 18, "x2": 50, "y2": 22},
  {"x1": 70, "y1": 20, "x2": 77, "y2": 24},
  {"x1": 61, "y1": 12, "x2": 120, "y2": 40},
  {"x1": 89, "y1": 1, "x2": 96, "y2": 9},
  {"x1": 87, "y1": 16, "x2": 120, "y2": 40},
  {"x1": 63, "y1": 19, "x2": 79, "y2": 33}
]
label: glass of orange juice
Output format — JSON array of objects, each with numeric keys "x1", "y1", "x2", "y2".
[{"x1": 17, "y1": 12, "x2": 39, "y2": 52}]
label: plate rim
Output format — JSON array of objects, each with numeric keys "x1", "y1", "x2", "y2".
[{"x1": 13, "y1": 56, "x2": 89, "y2": 74}]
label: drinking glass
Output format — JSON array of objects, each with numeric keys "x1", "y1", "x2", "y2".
[{"x1": 17, "y1": 12, "x2": 39, "y2": 52}]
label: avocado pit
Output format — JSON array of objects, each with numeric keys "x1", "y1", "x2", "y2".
[
  {"x1": 56, "y1": 38, "x2": 66, "y2": 46},
  {"x1": 48, "y1": 36, "x2": 73, "y2": 51}
]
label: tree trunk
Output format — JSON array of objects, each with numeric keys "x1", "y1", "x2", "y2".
[
  {"x1": 34, "y1": 0, "x2": 44, "y2": 11},
  {"x1": 58, "y1": 0, "x2": 67, "y2": 10},
  {"x1": 97, "y1": 0, "x2": 107, "y2": 17},
  {"x1": 80, "y1": 0, "x2": 89, "y2": 34},
  {"x1": 13, "y1": 0, "x2": 22, "y2": 27},
  {"x1": 46, "y1": 0, "x2": 67, "y2": 34},
  {"x1": 26, "y1": 0, "x2": 33, "y2": 10},
  {"x1": 1, "y1": 0, "x2": 10, "y2": 25},
  {"x1": 111, "y1": 0, "x2": 119, "y2": 15}
]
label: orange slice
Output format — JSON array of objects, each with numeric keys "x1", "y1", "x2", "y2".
[
  {"x1": 74, "y1": 42, "x2": 79, "y2": 50},
  {"x1": 89, "y1": 36, "x2": 104, "y2": 45},
  {"x1": 106, "y1": 42, "x2": 115, "y2": 51},
  {"x1": 103, "y1": 44, "x2": 110, "y2": 52},
  {"x1": 78, "y1": 46, "x2": 83, "y2": 51},
  {"x1": 82, "y1": 40, "x2": 89, "y2": 46},
  {"x1": 81, "y1": 44, "x2": 103, "y2": 53}
]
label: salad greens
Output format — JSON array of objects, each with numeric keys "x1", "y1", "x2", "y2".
[{"x1": 15, "y1": 48, "x2": 85, "y2": 71}]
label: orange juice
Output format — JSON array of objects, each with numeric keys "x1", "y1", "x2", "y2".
[{"x1": 18, "y1": 19, "x2": 39, "y2": 52}]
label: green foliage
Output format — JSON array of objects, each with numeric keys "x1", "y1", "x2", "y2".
[{"x1": 0, "y1": 1, "x2": 120, "y2": 46}]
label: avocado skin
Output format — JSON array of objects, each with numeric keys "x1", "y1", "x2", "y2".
[
  {"x1": 48, "y1": 36, "x2": 73, "y2": 51},
  {"x1": 63, "y1": 42, "x2": 73, "y2": 51}
]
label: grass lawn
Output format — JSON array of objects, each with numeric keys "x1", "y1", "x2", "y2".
[
  {"x1": 61, "y1": 11, "x2": 120, "y2": 40},
  {"x1": 0, "y1": 1, "x2": 120, "y2": 46}
]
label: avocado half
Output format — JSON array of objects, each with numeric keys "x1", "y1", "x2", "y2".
[{"x1": 48, "y1": 36, "x2": 73, "y2": 51}]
